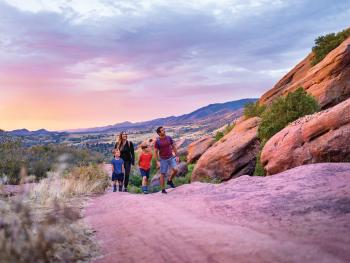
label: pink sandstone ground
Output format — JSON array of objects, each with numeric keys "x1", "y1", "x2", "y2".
[{"x1": 84, "y1": 163, "x2": 350, "y2": 263}]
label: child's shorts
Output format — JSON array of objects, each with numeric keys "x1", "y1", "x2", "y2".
[
  {"x1": 112, "y1": 172, "x2": 124, "y2": 181},
  {"x1": 139, "y1": 168, "x2": 150, "y2": 179}
]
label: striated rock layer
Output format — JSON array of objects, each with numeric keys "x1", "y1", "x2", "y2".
[
  {"x1": 186, "y1": 136, "x2": 215, "y2": 164},
  {"x1": 260, "y1": 37, "x2": 350, "y2": 109},
  {"x1": 191, "y1": 117, "x2": 261, "y2": 182}
]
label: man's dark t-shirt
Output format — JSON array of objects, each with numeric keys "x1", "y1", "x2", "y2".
[{"x1": 155, "y1": 136, "x2": 174, "y2": 160}]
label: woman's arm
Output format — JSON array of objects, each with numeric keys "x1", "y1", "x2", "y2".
[{"x1": 130, "y1": 141, "x2": 135, "y2": 165}]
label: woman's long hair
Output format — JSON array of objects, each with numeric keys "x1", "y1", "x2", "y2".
[{"x1": 116, "y1": 131, "x2": 127, "y2": 150}]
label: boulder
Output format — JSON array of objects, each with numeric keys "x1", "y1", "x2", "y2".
[
  {"x1": 150, "y1": 162, "x2": 188, "y2": 187},
  {"x1": 186, "y1": 136, "x2": 215, "y2": 164},
  {"x1": 260, "y1": 37, "x2": 350, "y2": 109},
  {"x1": 261, "y1": 98, "x2": 350, "y2": 175},
  {"x1": 191, "y1": 117, "x2": 261, "y2": 182}
]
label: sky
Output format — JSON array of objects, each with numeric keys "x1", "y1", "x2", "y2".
[{"x1": 0, "y1": 0, "x2": 349, "y2": 131}]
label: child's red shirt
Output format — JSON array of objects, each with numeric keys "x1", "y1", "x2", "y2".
[{"x1": 139, "y1": 152, "x2": 152, "y2": 170}]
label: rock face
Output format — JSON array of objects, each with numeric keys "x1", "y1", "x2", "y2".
[
  {"x1": 261, "y1": 98, "x2": 350, "y2": 175},
  {"x1": 88, "y1": 163, "x2": 350, "y2": 263},
  {"x1": 150, "y1": 162, "x2": 188, "y2": 187},
  {"x1": 186, "y1": 136, "x2": 215, "y2": 164},
  {"x1": 260, "y1": 37, "x2": 350, "y2": 109},
  {"x1": 191, "y1": 117, "x2": 261, "y2": 182}
]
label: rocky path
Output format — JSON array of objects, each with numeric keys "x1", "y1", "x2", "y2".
[{"x1": 84, "y1": 163, "x2": 350, "y2": 263}]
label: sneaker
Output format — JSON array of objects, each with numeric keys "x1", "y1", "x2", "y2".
[
  {"x1": 118, "y1": 186, "x2": 123, "y2": 192},
  {"x1": 161, "y1": 189, "x2": 167, "y2": 194},
  {"x1": 167, "y1": 180, "x2": 175, "y2": 188},
  {"x1": 113, "y1": 186, "x2": 117, "y2": 192},
  {"x1": 143, "y1": 190, "x2": 149, "y2": 194},
  {"x1": 123, "y1": 188, "x2": 128, "y2": 192}
]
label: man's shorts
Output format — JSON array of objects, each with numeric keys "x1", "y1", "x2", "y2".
[
  {"x1": 160, "y1": 156, "x2": 177, "y2": 174},
  {"x1": 112, "y1": 172, "x2": 124, "y2": 181},
  {"x1": 140, "y1": 168, "x2": 150, "y2": 179}
]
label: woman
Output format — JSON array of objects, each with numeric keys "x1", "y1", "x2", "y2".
[{"x1": 114, "y1": 131, "x2": 135, "y2": 192}]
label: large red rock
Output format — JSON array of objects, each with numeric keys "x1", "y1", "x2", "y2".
[
  {"x1": 191, "y1": 117, "x2": 261, "y2": 182},
  {"x1": 261, "y1": 98, "x2": 350, "y2": 175},
  {"x1": 260, "y1": 37, "x2": 350, "y2": 109},
  {"x1": 186, "y1": 136, "x2": 215, "y2": 164},
  {"x1": 87, "y1": 163, "x2": 350, "y2": 263}
]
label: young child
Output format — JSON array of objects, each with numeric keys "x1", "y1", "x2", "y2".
[
  {"x1": 111, "y1": 149, "x2": 125, "y2": 192},
  {"x1": 138, "y1": 142, "x2": 152, "y2": 194}
]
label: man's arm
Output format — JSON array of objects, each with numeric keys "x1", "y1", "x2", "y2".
[{"x1": 172, "y1": 143, "x2": 179, "y2": 162}]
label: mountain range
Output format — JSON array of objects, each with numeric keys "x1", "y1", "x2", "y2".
[{"x1": 66, "y1": 98, "x2": 257, "y2": 133}]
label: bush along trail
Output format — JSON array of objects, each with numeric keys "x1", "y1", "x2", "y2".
[{"x1": 84, "y1": 163, "x2": 350, "y2": 263}]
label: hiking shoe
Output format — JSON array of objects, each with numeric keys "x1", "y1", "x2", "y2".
[
  {"x1": 161, "y1": 189, "x2": 167, "y2": 194},
  {"x1": 118, "y1": 186, "x2": 123, "y2": 192},
  {"x1": 167, "y1": 180, "x2": 175, "y2": 188},
  {"x1": 123, "y1": 188, "x2": 128, "y2": 192},
  {"x1": 113, "y1": 186, "x2": 117, "y2": 192}
]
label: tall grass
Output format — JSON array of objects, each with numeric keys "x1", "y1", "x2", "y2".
[{"x1": 30, "y1": 164, "x2": 109, "y2": 204}]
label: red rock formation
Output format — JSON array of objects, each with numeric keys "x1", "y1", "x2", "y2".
[
  {"x1": 261, "y1": 98, "x2": 350, "y2": 175},
  {"x1": 191, "y1": 117, "x2": 261, "y2": 182},
  {"x1": 260, "y1": 37, "x2": 350, "y2": 109},
  {"x1": 88, "y1": 163, "x2": 350, "y2": 263},
  {"x1": 186, "y1": 136, "x2": 215, "y2": 164}
]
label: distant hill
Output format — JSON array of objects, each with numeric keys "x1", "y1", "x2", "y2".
[
  {"x1": 68, "y1": 98, "x2": 257, "y2": 133},
  {"x1": 8, "y1": 128, "x2": 53, "y2": 136}
]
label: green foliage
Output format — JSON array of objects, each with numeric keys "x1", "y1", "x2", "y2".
[
  {"x1": 215, "y1": 131, "x2": 224, "y2": 141},
  {"x1": 244, "y1": 101, "x2": 266, "y2": 118},
  {"x1": 224, "y1": 123, "x2": 235, "y2": 134},
  {"x1": 258, "y1": 87, "x2": 319, "y2": 145},
  {"x1": 312, "y1": 28, "x2": 350, "y2": 65},
  {"x1": 214, "y1": 123, "x2": 235, "y2": 142},
  {"x1": 173, "y1": 164, "x2": 194, "y2": 186},
  {"x1": 215, "y1": 131, "x2": 224, "y2": 142},
  {"x1": 253, "y1": 150, "x2": 265, "y2": 176},
  {"x1": 0, "y1": 142, "x2": 104, "y2": 184},
  {"x1": 129, "y1": 174, "x2": 142, "y2": 187},
  {"x1": 150, "y1": 157, "x2": 157, "y2": 176}
]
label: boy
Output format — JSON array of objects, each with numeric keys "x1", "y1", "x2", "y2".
[
  {"x1": 111, "y1": 149, "x2": 125, "y2": 192},
  {"x1": 138, "y1": 142, "x2": 152, "y2": 194}
]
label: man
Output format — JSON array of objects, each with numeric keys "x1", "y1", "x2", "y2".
[{"x1": 154, "y1": 126, "x2": 179, "y2": 194}]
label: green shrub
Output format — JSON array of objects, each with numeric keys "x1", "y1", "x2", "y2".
[
  {"x1": 0, "y1": 142, "x2": 104, "y2": 184},
  {"x1": 253, "y1": 150, "x2": 265, "y2": 176},
  {"x1": 224, "y1": 123, "x2": 235, "y2": 134},
  {"x1": 312, "y1": 28, "x2": 350, "y2": 65},
  {"x1": 258, "y1": 87, "x2": 319, "y2": 145},
  {"x1": 253, "y1": 88, "x2": 319, "y2": 176},
  {"x1": 129, "y1": 174, "x2": 142, "y2": 188},
  {"x1": 214, "y1": 123, "x2": 235, "y2": 142},
  {"x1": 244, "y1": 101, "x2": 266, "y2": 118},
  {"x1": 215, "y1": 131, "x2": 224, "y2": 141},
  {"x1": 173, "y1": 163, "x2": 194, "y2": 186}
]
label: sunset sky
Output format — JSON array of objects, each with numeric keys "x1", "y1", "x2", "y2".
[{"x1": 1, "y1": 0, "x2": 349, "y2": 131}]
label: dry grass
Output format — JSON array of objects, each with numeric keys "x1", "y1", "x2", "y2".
[
  {"x1": 30, "y1": 164, "x2": 109, "y2": 204},
  {"x1": 0, "y1": 198, "x2": 99, "y2": 263},
  {"x1": 0, "y1": 163, "x2": 109, "y2": 262}
]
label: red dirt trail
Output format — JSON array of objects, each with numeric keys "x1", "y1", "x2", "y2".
[{"x1": 84, "y1": 163, "x2": 350, "y2": 263}]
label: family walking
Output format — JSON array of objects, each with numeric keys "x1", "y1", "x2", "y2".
[{"x1": 111, "y1": 126, "x2": 179, "y2": 194}]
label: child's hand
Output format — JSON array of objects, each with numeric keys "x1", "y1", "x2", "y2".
[{"x1": 156, "y1": 161, "x2": 160, "y2": 169}]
